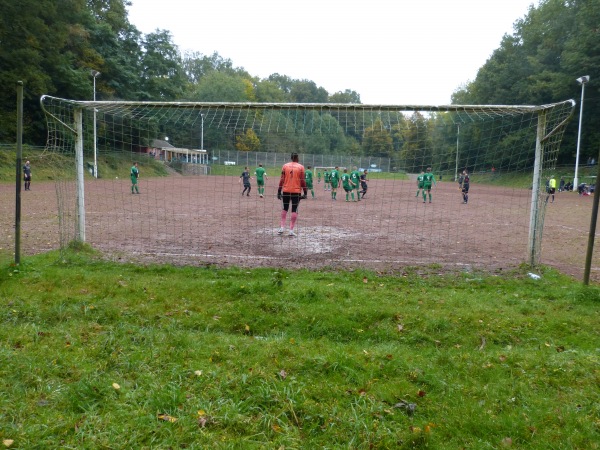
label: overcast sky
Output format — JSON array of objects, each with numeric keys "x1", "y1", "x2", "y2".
[{"x1": 127, "y1": 0, "x2": 539, "y2": 105}]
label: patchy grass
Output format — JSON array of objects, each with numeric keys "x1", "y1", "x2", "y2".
[{"x1": 0, "y1": 250, "x2": 599, "y2": 448}]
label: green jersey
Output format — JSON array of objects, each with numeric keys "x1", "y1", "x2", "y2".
[
  {"x1": 324, "y1": 171, "x2": 330, "y2": 182},
  {"x1": 255, "y1": 167, "x2": 266, "y2": 184},
  {"x1": 317, "y1": 171, "x2": 322, "y2": 181},
  {"x1": 130, "y1": 165, "x2": 139, "y2": 182},
  {"x1": 329, "y1": 169, "x2": 340, "y2": 187},
  {"x1": 305, "y1": 169, "x2": 313, "y2": 188},
  {"x1": 423, "y1": 172, "x2": 436, "y2": 187},
  {"x1": 341, "y1": 173, "x2": 352, "y2": 190},
  {"x1": 350, "y1": 170, "x2": 360, "y2": 189},
  {"x1": 417, "y1": 174, "x2": 425, "y2": 188}
]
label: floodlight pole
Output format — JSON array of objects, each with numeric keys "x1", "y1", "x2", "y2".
[
  {"x1": 573, "y1": 75, "x2": 589, "y2": 190},
  {"x1": 91, "y1": 70, "x2": 100, "y2": 178},
  {"x1": 15, "y1": 81, "x2": 23, "y2": 265},
  {"x1": 455, "y1": 124, "x2": 460, "y2": 181},
  {"x1": 201, "y1": 113, "x2": 204, "y2": 150}
]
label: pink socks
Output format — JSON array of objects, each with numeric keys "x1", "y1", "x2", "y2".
[
  {"x1": 290, "y1": 212, "x2": 298, "y2": 230},
  {"x1": 280, "y1": 210, "x2": 287, "y2": 227}
]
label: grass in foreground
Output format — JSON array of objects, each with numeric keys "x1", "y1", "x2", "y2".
[{"x1": 0, "y1": 250, "x2": 599, "y2": 449}]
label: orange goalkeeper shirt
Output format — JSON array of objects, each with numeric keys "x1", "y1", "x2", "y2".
[{"x1": 279, "y1": 161, "x2": 307, "y2": 194}]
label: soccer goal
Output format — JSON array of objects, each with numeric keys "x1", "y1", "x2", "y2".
[{"x1": 39, "y1": 97, "x2": 575, "y2": 270}]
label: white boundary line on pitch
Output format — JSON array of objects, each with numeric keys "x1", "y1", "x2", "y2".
[{"x1": 122, "y1": 251, "x2": 499, "y2": 267}]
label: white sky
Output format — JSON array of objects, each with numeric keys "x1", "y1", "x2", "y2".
[{"x1": 127, "y1": 0, "x2": 539, "y2": 105}]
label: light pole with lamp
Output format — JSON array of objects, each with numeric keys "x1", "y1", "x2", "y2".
[
  {"x1": 91, "y1": 70, "x2": 101, "y2": 178},
  {"x1": 455, "y1": 124, "x2": 460, "y2": 181},
  {"x1": 573, "y1": 75, "x2": 589, "y2": 190},
  {"x1": 200, "y1": 113, "x2": 204, "y2": 150}
]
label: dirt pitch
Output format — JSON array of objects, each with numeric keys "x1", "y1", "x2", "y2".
[{"x1": 1, "y1": 174, "x2": 598, "y2": 282}]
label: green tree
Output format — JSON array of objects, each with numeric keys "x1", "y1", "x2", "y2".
[
  {"x1": 0, "y1": 0, "x2": 104, "y2": 143},
  {"x1": 399, "y1": 112, "x2": 430, "y2": 172},
  {"x1": 191, "y1": 72, "x2": 252, "y2": 102},
  {"x1": 452, "y1": 0, "x2": 600, "y2": 164},
  {"x1": 236, "y1": 128, "x2": 261, "y2": 152},
  {"x1": 362, "y1": 118, "x2": 392, "y2": 158},
  {"x1": 138, "y1": 30, "x2": 186, "y2": 100},
  {"x1": 329, "y1": 89, "x2": 361, "y2": 104},
  {"x1": 290, "y1": 79, "x2": 329, "y2": 103},
  {"x1": 255, "y1": 79, "x2": 287, "y2": 102}
]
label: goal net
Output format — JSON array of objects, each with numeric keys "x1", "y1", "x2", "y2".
[{"x1": 39, "y1": 97, "x2": 575, "y2": 270}]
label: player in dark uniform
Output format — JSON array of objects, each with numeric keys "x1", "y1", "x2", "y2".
[
  {"x1": 360, "y1": 170, "x2": 369, "y2": 198},
  {"x1": 461, "y1": 170, "x2": 470, "y2": 204},
  {"x1": 239, "y1": 167, "x2": 252, "y2": 196},
  {"x1": 23, "y1": 160, "x2": 32, "y2": 191}
]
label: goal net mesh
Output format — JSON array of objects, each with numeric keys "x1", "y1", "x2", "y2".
[{"x1": 39, "y1": 97, "x2": 574, "y2": 270}]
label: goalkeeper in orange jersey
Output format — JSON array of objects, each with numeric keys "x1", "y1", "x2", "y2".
[{"x1": 277, "y1": 153, "x2": 307, "y2": 237}]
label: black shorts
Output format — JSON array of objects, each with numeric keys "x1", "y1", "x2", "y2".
[
  {"x1": 344, "y1": 187, "x2": 352, "y2": 193},
  {"x1": 282, "y1": 193, "x2": 301, "y2": 213},
  {"x1": 549, "y1": 188, "x2": 555, "y2": 194},
  {"x1": 462, "y1": 184, "x2": 470, "y2": 194}
]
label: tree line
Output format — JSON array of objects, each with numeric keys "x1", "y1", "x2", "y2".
[{"x1": 1, "y1": 0, "x2": 598, "y2": 166}]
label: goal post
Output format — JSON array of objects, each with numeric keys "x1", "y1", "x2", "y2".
[{"x1": 39, "y1": 97, "x2": 575, "y2": 270}]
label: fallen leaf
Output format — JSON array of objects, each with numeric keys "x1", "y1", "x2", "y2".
[
  {"x1": 194, "y1": 370, "x2": 203, "y2": 376},
  {"x1": 245, "y1": 324, "x2": 250, "y2": 332},
  {"x1": 158, "y1": 414, "x2": 178, "y2": 423},
  {"x1": 418, "y1": 390, "x2": 426, "y2": 397},
  {"x1": 3, "y1": 440, "x2": 14, "y2": 448},
  {"x1": 501, "y1": 437, "x2": 513, "y2": 447},
  {"x1": 272, "y1": 424, "x2": 281, "y2": 432},
  {"x1": 112, "y1": 383, "x2": 120, "y2": 390},
  {"x1": 197, "y1": 409, "x2": 206, "y2": 417},
  {"x1": 279, "y1": 369, "x2": 287, "y2": 379},
  {"x1": 397, "y1": 324, "x2": 404, "y2": 332},
  {"x1": 363, "y1": 277, "x2": 368, "y2": 283}
]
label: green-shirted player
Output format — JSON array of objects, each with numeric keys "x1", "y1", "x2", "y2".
[
  {"x1": 305, "y1": 165, "x2": 315, "y2": 199},
  {"x1": 329, "y1": 166, "x2": 340, "y2": 200},
  {"x1": 254, "y1": 164, "x2": 268, "y2": 198},
  {"x1": 341, "y1": 168, "x2": 354, "y2": 201},
  {"x1": 416, "y1": 170, "x2": 425, "y2": 198},
  {"x1": 317, "y1": 170, "x2": 322, "y2": 185},
  {"x1": 422, "y1": 167, "x2": 437, "y2": 203},
  {"x1": 130, "y1": 162, "x2": 140, "y2": 194},
  {"x1": 324, "y1": 170, "x2": 330, "y2": 191},
  {"x1": 350, "y1": 166, "x2": 361, "y2": 201}
]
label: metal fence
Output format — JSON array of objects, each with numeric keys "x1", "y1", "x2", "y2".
[{"x1": 208, "y1": 149, "x2": 391, "y2": 172}]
